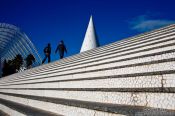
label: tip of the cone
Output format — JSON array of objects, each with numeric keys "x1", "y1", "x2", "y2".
[
  {"x1": 90, "y1": 15, "x2": 93, "y2": 20},
  {"x1": 89, "y1": 15, "x2": 93, "y2": 23}
]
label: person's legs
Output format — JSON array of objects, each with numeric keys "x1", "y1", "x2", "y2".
[
  {"x1": 42, "y1": 55, "x2": 47, "y2": 64},
  {"x1": 60, "y1": 53, "x2": 63, "y2": 59},
  {"x1": 60, "y1": 55, "x2": 63, "y2": 59},
  {"x1": 48, "y1": 54, "x2": 51, "y2": 63},
  {"x1": 59, "y1": 51, "x2": 64, "y2": 59}
]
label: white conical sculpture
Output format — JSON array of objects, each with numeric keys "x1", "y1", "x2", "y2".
[{"x1": 80, "y1": 16, "x2": 99, "y2": 52}]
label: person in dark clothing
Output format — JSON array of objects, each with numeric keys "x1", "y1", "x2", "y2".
[
  {"x1": 55, "y1": 40, "x2": 67, "y2": 59},
  {"x1": 42, "y1": 43, "x2": 51, "y2": 64}
]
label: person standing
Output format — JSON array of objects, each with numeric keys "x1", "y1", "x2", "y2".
[
  {"x1": 42, "y1": 43, "x2": 51, "y2": 64},
  {"x1": 55, "y1": 40, "x2": 67, "y2": 59}
]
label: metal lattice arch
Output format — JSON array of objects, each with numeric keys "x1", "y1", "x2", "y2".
[{"x1": 0, "y1": 23, "x2": 42, "y2": 68}]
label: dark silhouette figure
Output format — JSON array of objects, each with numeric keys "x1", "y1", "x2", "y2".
[
  {"x1": 42, "y1": 43, "x2": 51, "y2": 64},
  {"x1": 55, "y1": 40, "x2": 67, "y2": 59},
  {"x1": 25, "y1": 54, "x2": 35, "y2": 69},
  {"x1": 2, "y1": 60, "x2": 9, "y2": 77}
]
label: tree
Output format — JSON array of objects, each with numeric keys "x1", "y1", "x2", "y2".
[
  {"x1": 25, "y1": 54, "x2": 35, "y2": 69},
  {"x1": 2, "y1": 59, "x2": 9, "y2": 77},
  {"x1": 13, "y1": 54, "x2": 23, "y2": 71},
  {"x1": 1, "y1": 54, "x2": 24, "y2": 77}
]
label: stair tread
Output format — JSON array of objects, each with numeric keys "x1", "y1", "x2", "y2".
[{"x1": 0, "y1": 98, "x2": 61, "y2": 116}]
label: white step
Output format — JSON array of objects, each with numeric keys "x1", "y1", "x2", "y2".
[
  {"x1": 21, "y1": 33, "x2": 175, "y2": 76},
  {"x1": 1, "y1": 45, "x2": 175, "y2": 85},
  {"x1": 0, "y1": 58, "x2": 175, "y2": 88},
  {"x1": 1, "y1": 28, "x2": 175, "y2": 82},
  {"x1": 0, "y1": 24, "x2": 175, "y2": 116},
  {"x1": 1, "y1": 36, "x2": 175, "y2": 84},
  {"x1": 0, "y1": 94, "x2": 123, "y2": 116},
  {"x1": 0, "y1": 98, "x2": 60, "y2": 116},
  {"x1": 0, "y1": 60, "x2": 175, "y2": 88},
  {"x1": 18, "y1": 32, "x2": 175, "y2": 77},
  {"x1": 0, "y1": 103, "x2": 24, "y2": 116},
  {"x1": 0, "y1": 91, "x2": 174, "y2": 115}
]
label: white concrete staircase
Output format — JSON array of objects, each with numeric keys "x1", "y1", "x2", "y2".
[{"x1": 0, "y1": 24, "x2": 175, "y2": 116}]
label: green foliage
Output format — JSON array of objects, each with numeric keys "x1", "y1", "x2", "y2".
[
  {"x1": 13, "y1": 54, "x2": 23, "y2": 71},
  {"x1": 2, "y1": 54, "x2": 36, "y2": 77},
  {"x1": 2, "y1": 54, "x2": 23, "y2": 77},
  {"x1": 25, "y1": 54, "x2": 35, "y2": 68}
]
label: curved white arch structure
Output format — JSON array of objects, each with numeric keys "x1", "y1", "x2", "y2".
[{"x1": 0, "y1": 23, "x2": 42, "y2": 68}]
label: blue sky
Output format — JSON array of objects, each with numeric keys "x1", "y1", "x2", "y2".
[{"x1": 0, "y1": 0, "x2": 175, "y2": 62}]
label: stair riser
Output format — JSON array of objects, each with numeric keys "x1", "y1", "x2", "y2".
[
  {"x1": 1, "y1": 49, "x2": 175, "y2": 85},
  {"x1": 0, "y1": 61, "x2": 174, "y2": 88},
  {"x1": 1, "y1": 40, "x2": 175, "y2": 84},
  {"x1": 2, "y1": 31, "x2": 175, "y2": 81},
  {"x1": 0, "y1": 91, "x2": 175, "y2": 110},
  {"x1": 0, "y1": 104, "x2": 25, "y2": 116},
  {"x1": 0, "y1": 94, "x2": 120, "y2": 116},
  {"x1": 18, "y1": 33, "x2": 175, "y2": 77}
]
